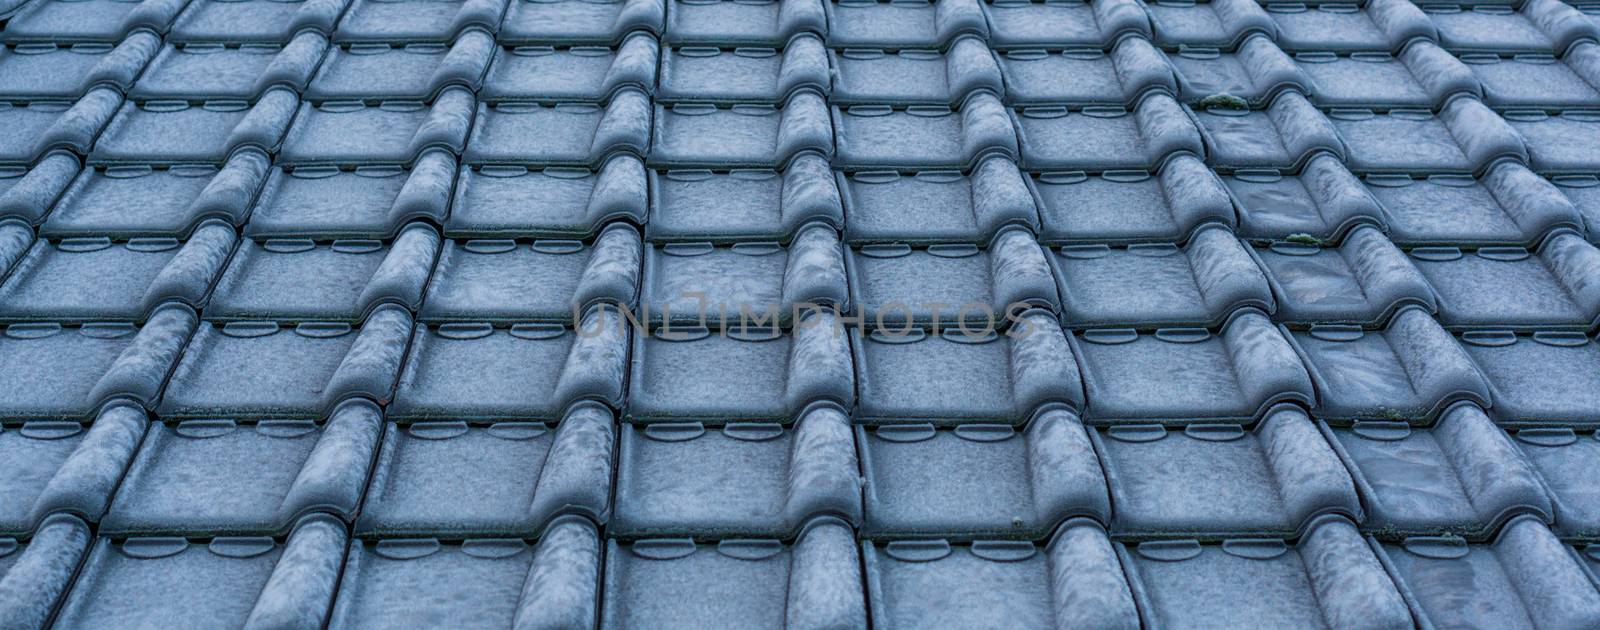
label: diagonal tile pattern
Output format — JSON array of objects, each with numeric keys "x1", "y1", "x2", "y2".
[{"x1": 3, "y1": 0, "x2": 1600, "y2": 627}]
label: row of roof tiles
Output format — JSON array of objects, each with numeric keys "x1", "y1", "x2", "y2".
[
  {"x1": 3, "y1": 0, "x2": 1598, "y2": 52},
  {"x1": 13, "y1": 28, "x2": 1600, "y2": 110},
  {"x1": 2, "y1": 296, "x2": 1597, "y2": 429},
  {"x1": 9, "y1": 507, "x2": 1600, "y2": 627},
  {"x1": 3, "y1": 97, "x2": 1600, "y2": 244},
  {"x1": 11, "y1": 393, "x2": 1600, "y2": 540},
  {"x1": 6, "y1": 84, "x2": 1593, "y2": 173},
  {"x1": 6, "y1": 218, "x2": 1600, "y2": 331}
]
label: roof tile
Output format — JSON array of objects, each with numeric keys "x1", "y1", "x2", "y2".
[
  {"x1": 102, "y1": 400, "x2": 383, "y2": 535},
  {"x1": 333, "y1": 519, "x2": 601, "y2": 628},
  {"x1": 864, "y1": 521, "x2": 1139, "y2": 629},
  {"x1": 484, "y1": 34, "x2": 659, "y2": 103},
  {"x1": 859, "y1": 409, "x2": 1106, "y2": 538},
  {"x1": 358, "y1": 406, "x2": 613, "y2": 536},
  {"x1": 1329, "y1": 404, "x2": 1552, "y2": 539},
  {"x1": 649, "y1": 153, "x2": 843, "y2": 243},
  {"x1": 41, "y1": 152, "x2": 271, "y2": 238},
  {"x1": 133, "y1": 33, "x2": 328, "y2": 101},
  {"x1": 614, "y1": 405, "x2": 860, "y2": 537},
  {"x1": 390, "y1": 309, "x2": 629, "y2": 420},
  {"x1": 664, "y1": 0, "x2": 827, "y2": 47},
  {"x1": 0, "y1": 405, "x2": 145, "y2": 535},
  {"x1": 853, "y1": 310, "x2": 1082, "y2": 424},
  {"x1": 169, "y1": 0, "x2": 350, "y2": 44},
  {"x1": 1073, "y1": 309, "x2": 1312, "y2": 422}
]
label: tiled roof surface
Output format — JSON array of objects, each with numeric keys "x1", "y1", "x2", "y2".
[{"x1": 3, "y1": 0, "x2": 1600, "y2": 627}]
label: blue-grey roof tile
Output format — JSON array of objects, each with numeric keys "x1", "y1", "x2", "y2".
[
  {"x1": 1196, "y1": 93, "x2": 1344, "y2": 171},
  {"x1": 2, "y1": 0, "x2": 189, "y2": 43},
  {"x1": 1512, "y1": 427, "x2": 1600, "y2": 538},
  {"x1": 1251, "y1": 224, "x2": 1437, "y2": 327},
  {"x1": 1034, "y1": 154, "x2": 1237, "y2": 245},
  {"x1": 40, "y1": 152, "x2": 271, "y2": 238},
  {"x1": 852, "y1": 311, "x2": 1082, "y2": 425},
  {"x1": 641, "y1": 226, "x2": 845, "y2": 326},
  {"x1": 421, "y1": 224, "x2": 641, "y2": 323},
  {"x1": 1329, "y1": 100, "x2": 1522, "y2": 175},
  {"x1": 649, "y1": 153, "x2": 843, "y2": 243},
  {"x1": 858, "y1": 409, "x2": 1106, "y2": 539},
  {"x1": 1169, "y1": 35, "x2": 1309, "y2": 108},
  {"x1": 0, "y1": 89, "x2": 122, "y2": 163},
  {"x1": 0, "y1": 33, "x2": 160, "y2": 99},
  {"x1": 1376, "y1": 516, "x2": 1600, "y2": 629},
  {"x1": 331, "y1": 519, "x2": 601, "y2": 629},
  {"x1": 997, "y1": 38, "x2": 1177, "y2": 107},
  {"x1": 102, "y1": 400, "x2": 383, "y2": 536},
  {"x1": 91, "y1": 90, "x2": 298, "y2": 165},
  {"x1": 132, "y1": 34, "x2": 328, "y2": 101},
  {"x1": 1409, "y1": 234, "x2": 1600, "y2": 330},
  {"x1": 824, "y1": 0, "x2": 987, "y2": 49},
  {"x1": 1327, "y1": 404, "x2": 1553, "y2": 539},
  {"x1": 849, "y1": 229, "x2": 1056, "y2": 328},
  {"x1": 207, "y1": 225, "x2": 438, "y2": 322},
  {"x1": 1122, "y1": 517, "x2": 1413, "y2": 629},
  {"x1": 658, "y1": 39, "x2": 826, "y2": 105},
  {"x1": 1288, "y1": 308, "x2": 1492, "y2": 421},
  {"x1": 1051, "y1": 223, "x2": 1271, "y2": 328},
  {"x1": 1465, "y1": 52, "x2": 1600, "y2": 109},
  {"x1": 169, "y1": 0, "x2": 350, "y2": 44},
  {"x1": 357, "y1": 407, "x2": 613, "y2": 536},
  {"x1": 1099, "y1": 406, "x2": 1359, "y2": 537},
  {"x1": 1266, "y1": 0, "x2": 1435, "y2": 53},
  {"x1": 280, "y1": 89, "x2": 474, "y2": 166},
  {"x1": 1459, "y1": 329, "x2": 1600, "y2": 426},
  {"x1": 0, "y1": 152, "x2": 80, "y2": 226},
  {"x1": 0, "y1": 305, "x2": 195, "y2": 419},
  {"x1": 1013, "y1": 93, "x2": 1202, "y2": 171},
  {"x1": 1331, "y1": 108, "x2": 1462, "y2": 176},
  {"x1": 0, "y1": 514, "x2": 92, "y2": 629},
  {"x1": 1429, "y1": 0, "x2": 1598, "y2": 54},
  {"x1": 602, "y1": 518, "x2": 865, "y2": 630},
  {"x1": 613, "y1": 405, "x2": 860, "y2": 537},
  {"x1": 1143, "y1": 0, "x2": 1276, "y2": 49},
  {"x1": 840, "y1": 156, "x2": 1037, "y2": 245},
  {"x1": 498, "y1": 0, "x2": 664, "y2": 46},
  {"x1": 1504, "y1": 109, "x2": 1600, "y2": 174},
  {"x1": 835, "y1": 94, "x2": 1015, "y2": 169},
  {"x1": 483, "y1": 35, "x2": 658, "y2": 103},
  {"x1": 864, "y1": 520, "x2": 1139, "y2": 629},
  {"x1": 664, "y1": 0, "x2": 826, "y2": 46},
  {"x1": 246, "y1": 153, "x2": 456, "y2": 239},
  {"x1": 0, "y1": 223, "x2": 236, "y2": 322},
  {"x1": 656, "y1": 93, "x2": 829, "y2": 168},
  {"x1": 0, "y1": 404, "x2": 145, "y2": 535},
  {"x1": 306, "y1": 34, "x2": 495, "y2": 102},
  {"x1": 829, "y1": 37, "x2": 999, "y2": 106},
  {"x1": 1073, "y1": 309, "x2": 1312, "y2": 423},
  {"x1": 447, "y1": 157, "x2": 648, "y2": 239},
  {"x1": 1226, "y1": 154, "x2": 1383, "y2": 243},
  {"x1": 0, "y1": 220, "x2": 35, "y2": 281},
  {"x1": 468, "y1": 90, "x2": 651, "y2": 166},
  {"x1": 159, "y1": 307, "x2": 412, "y2": 418},
  {"x1": 1550, "y1": 174, "x2": 1600, "y2": 242},
  {"x1": 390, "y1": 309, "x2": 629, "y2": 420},
  {"x1": 53, "y1": 515, "x2": 347, "y2": 629},
  {"x1": 980, "y1": 0, "x2": 1150, "y2": 50},
  {"x1": 1313, "y1": 40, "x2": 1481, "y2": 108},
  {"x1": 627, "y1": 312, "x2": 853, "y2": 422},
  {"x1": 333, "y1": 0, "x2": 506, "y2": 43},
  {"x1": 1367, "y1": 163, "x2": 1583, "y2": 246}
]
